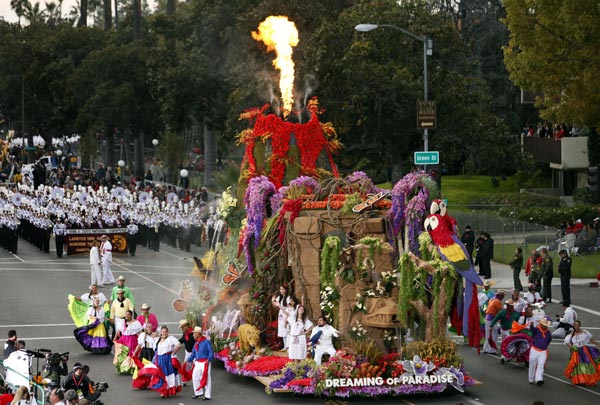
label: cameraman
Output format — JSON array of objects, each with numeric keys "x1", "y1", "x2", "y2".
[
  {"x1": 61, "y1": 365, "x2": 91, "y2": 400},
  {"x1": 44, "y1": 352, "x2": 69, "y2": 388}
]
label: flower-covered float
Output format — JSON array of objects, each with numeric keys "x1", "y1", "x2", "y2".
[{"x1": 178, "y1": 15, "x2": 481, "y2": 398}]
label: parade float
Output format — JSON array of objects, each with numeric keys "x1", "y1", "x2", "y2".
[{"x1": 179, "y1": 15, "x2": 478, "y2": 398}]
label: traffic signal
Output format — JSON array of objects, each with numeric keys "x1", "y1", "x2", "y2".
[{"x1": 588, "y1": 166, "x2": 598, "y2": 192}]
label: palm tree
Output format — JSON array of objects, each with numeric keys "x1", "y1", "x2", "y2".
[
  {"x1": 10, "y1": 0, "x2": 29, "y2": 25},
  {"x1": 23, "y1": 1, "x2": 46, "y2": 23},
  {"x1": 45, "y1": 0, "x2": 64, "y2": 25}
]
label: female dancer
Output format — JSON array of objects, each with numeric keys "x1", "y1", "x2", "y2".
[
  {"x1": 287, "y1": 305, "x2": 313, "y2": 361},
  {"x1": 272, "y1": 284, "x2": 291, "y2": 350},
  {"x1": 564, "y1": 320, "x2": 600, "y2": 386},
  {"x1": 132, "y1": 323, "x2": 159, "y2": 390},
  {"x1": 73, "y1": 298, "x2": 111, "y2": 354},
  {"x1": 114, "y1": 310, "x2": 142, "y2": 374},
  {"x1": 139, "y1": 325, "x2": 183, "y2": 398}
]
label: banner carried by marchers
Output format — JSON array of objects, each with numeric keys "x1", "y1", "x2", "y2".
[{"x1": 65, "y1": 228, "x2": 128, "y2": 255}]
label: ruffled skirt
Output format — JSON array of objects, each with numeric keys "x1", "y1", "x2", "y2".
[
  {"x1": 74, "y1": 319, "x2": 111, "y2": 354},
  {"x1": 501, "y1": 333, "x2": 532, "y2": 363},
  {"x1": 564, "y1": 345, "x2": 600, "y2": 386},
  {"x1": 137, "y1": 354, "x2": 182, "y2": 397}
]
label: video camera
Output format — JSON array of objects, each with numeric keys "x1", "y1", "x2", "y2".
[
  {"x1": 95, "y1": 381, "x2": 109, "y2": 393},
  {"x1": 46, "y1": 352, "x2": 69, "y2": 366}
]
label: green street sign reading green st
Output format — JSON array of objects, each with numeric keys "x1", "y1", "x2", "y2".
[{"x1": 414, "y1": 151, "x2": 439, "y2": 165}]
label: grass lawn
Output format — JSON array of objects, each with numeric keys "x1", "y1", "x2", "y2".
[
  {"x1": 441, "y1": 175, "x2": 518, "y2": 207},
  {"x1": 494, "y1": 242, "x2": 600, "y2": 279}
]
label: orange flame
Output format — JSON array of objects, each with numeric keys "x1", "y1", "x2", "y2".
[{"x1": 252, "y1": 16, "x2": 299, "y2": 117}]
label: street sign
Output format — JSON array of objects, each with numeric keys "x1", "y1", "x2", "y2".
[
  {"x1": 417, "y1": 100, "x2": 436, "y2": 129},
  {"x1": 414, "y1": 151, "x2": 439, "y2": 165}
]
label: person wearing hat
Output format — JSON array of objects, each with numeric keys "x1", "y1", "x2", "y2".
[
  {"x1": 529, "y1": 317, "x2": 553, "y2": 385},
  {"x1": 64, "y1": 389, "x2": 79, "y2": 404},
  {"x1": 61, "y1": 364, "x2": 91, "y2": 401},
  {"x1": 557, "y1": 249, "x2": 572, "y2": 304},
  {"x1": 110, "y1": 276, "x2": 135, "y2": 307},
  {"x1": 109, "y1": 289, "x2": 134, "y2": 340},
  {"x1": 185, "y1": 326, "x2": 214, "y2": 400},
  {"x1": 136, "y1": 303, "x2": 159, "y2": 332},
  {"x1": 490, "y1": 299, "x2": 521, "y2": 363},
  {"x1": 177, "y1": 319, "x2": 196, "y2": 367},
  {"x1": 524, "y1": 283, "x2": 543, "y2": 306},
  {"x1": 100, "y1": 235, "x2": 115, "y2": 286},
  {"x1": 483, "y1": 290, "x2": 505, "y2": 354}
]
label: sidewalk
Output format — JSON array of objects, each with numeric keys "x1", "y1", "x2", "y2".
[{"x1": 487, "y1": 261, "x2": 597, "y2": 290}]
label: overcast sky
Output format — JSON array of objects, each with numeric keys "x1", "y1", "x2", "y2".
[{"x1": 0, "y1": 1, "x2": 159, "y2": 24}]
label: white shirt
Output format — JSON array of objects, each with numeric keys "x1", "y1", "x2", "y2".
[
  {"x1": 564, "y1": 329, "x2": 593, "y2": 347},
  {"x1": 524, "y1": 291, "x2": 542, "y2": 304},
  {"x1": 310, "y1": 324, "x2": 339, "y2": 347},
  {"x1": 86, "y1": 306, "x2": 106, "y2": 323},
  {"x1": 156, "y1": 335, "x2": 180, "y2": 356},
  {"x1": 559, "y1": 307, "x2": 577, "y2": 325},
  {"x1": 81, "y1": 292, "x2": 107, "y2": 306},
  {"x1": 89, "y1": 246, "x2": 101, "y2": 265},
  {"x1": 101, "y1": 240, "x2": 113, "y2": 262},
  {"x1": 119, "y1": 319, "x2": 143, "y2": 336}
]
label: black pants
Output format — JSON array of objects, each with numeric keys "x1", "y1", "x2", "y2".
[
  {"x1": 560, "y1": 275, "x2": 571, "y2": 303},
  {"x1": 542, "y1": 274, "x2": 553, "y2": 302},
  {"x1": 55, "y1": 235, "x2": 64, "y2": 257},
  {"x1": 127, "y1": 234, "x2": 138, "y2": 256},
  {"x1": 513, "y1": 268, "x2": 523, "y2": 291}
]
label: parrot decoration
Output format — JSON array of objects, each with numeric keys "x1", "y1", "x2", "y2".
[
  {"x1": 424, "y1": 213, "x2": 482, "y2": 348},
  {"x1": 429, "y1": 199, "x2": 458, "y2": 235}
]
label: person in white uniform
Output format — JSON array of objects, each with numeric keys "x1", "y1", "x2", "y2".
[
  {"x1": 310, "y1": 316, "x2": 339, "y2": 365},
  {"x1": 287, "y1": 305, "x2": 313, "y2": 361},
  {"x1": 89, "y1": 239, "x2": 103, "y2": 287},
  {"x1": 100, "y1": 235, "x2": 115, "y2": 285}
]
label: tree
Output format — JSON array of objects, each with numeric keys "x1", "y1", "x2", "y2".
[{"x1": 503, "y1": 0, "x2": 600, "y2": 130}]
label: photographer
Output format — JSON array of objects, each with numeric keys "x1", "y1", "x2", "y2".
[
  {"x1": 43, "y1": 352, "x2": 69, "y2": 388},
  {"x1": 61, "y1": 365, "x2": 91, "y2": 401}
]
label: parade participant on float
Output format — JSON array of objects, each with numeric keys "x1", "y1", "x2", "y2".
[
  {"x1": 99, "y1": 235, "x2": 115, "y2": 286},
  {"x1": 136, "y1": 303, "x2": 158, "y2": 332},
  {"x1": 310, "y1": 316, "x2": 339, "y2": 365},
  {"x1": 529, "y1": 318, "x2": 553, "y2": 386},
  {"x1": 74, "y1": 298, "x2": 111, "y2": 355},
  {"x1": 110, "y1": 276, "x2": 135, "y2": 307},
  {"x1": 552, "y1": 301, "x2": 577, "y2": 338},
  {"x1": 109, "y1": 289, "x2": 134, "y2": 340},
  {"x1": 524, "y1": 284, "x2": 544, "y2": 306},
  {"x1": 564, "y1": 320, "x2": 600, "y2": 386},
  {"x1": 141, "y1": 325, "x2": 183, "y2": 398},
  {"x1": 271, "y1": 284, "x2": 291, "y2": 350},
  {"x1": 491, "y1": 300, "x2": 521, "y2": 363},
  {"x1": 483, "y1": 290, "x2": 504, "y2": 354},
  {"x1": 185, "y1": 326, "x2": 213, "y2": 400},
  {"x1": 89, "y1": 240, "x2": 103, "y2": 287},
  {"x1": 287, "y1": 305, "x2": 313, "y2": 362}
]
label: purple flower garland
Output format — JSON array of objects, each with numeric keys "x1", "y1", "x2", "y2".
[
  {"x1": 347, "y1": 171, "x2": 382, "y2": 194},
  {"x1": 244, "y1": 175, "x2": 276, "y2": 273},
  {"x1": 391, "y1": 171, "x2": 432, "y2": 253}
]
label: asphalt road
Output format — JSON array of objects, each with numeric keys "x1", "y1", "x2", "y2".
[{"x1": 1, "y1": 238, "x2": 599, "y2": 405}]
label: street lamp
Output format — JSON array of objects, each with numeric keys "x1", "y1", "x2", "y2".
[
  {"x1": 180, "y1": 169, "x2": 188, "y2": 178},
  {"x1": 355, "y1": 23, "x2": 433, "y2": 152},
  {"x1": 152, "y1": 139, "x2": 159, "y2": 147},
  {"x1": 118, "y1": 160, "x2": 125, "y2": 168}
]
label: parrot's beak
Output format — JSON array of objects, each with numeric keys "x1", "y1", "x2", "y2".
[{"x1": 426, "y1": 224, "x2": 433, "y2": 231}]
